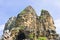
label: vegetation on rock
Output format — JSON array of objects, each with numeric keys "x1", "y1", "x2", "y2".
[{"x1": 3, "y1": 6, "x2": 59, "y2": 40}]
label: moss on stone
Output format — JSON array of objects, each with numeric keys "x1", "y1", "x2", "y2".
[
  {"x1": 19, "y1": 26, "x2": 25, "y2": 30},
  {"x1": 38, "y1": 37, "x2": 47, "y2": 40},
  {"x1": 29, "y1": 33, "x2": 34, "y2": 39},
  {"x1": 20, "y1": 10, "x2": 26, "y2": 15},
  {"x1": 39, "y1": 16, "x2": 44, "y2": 19}
]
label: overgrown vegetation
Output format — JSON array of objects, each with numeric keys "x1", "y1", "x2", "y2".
[
  {"x1": 39, "y1": 16, "x2": 44, "y2": 19},
  {"x1": 29, "y1": 33, "x2": 34, "y2": 39},
  {"x1": 38, "y1": 37, "x2": 47, "y2": 40},
  {"x1": 20, "y1": 10, "x2": 26, "y2": 15},
  {"x1": 19, "y1": 26, "x2": 25, "y2": 30}
]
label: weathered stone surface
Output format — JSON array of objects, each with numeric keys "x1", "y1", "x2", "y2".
[
  {"x1": 2, "y1": 6, "x2": 59, "y2": 40},
  {"x1": 4, "y1": 16, "x2": 16, "y2": 32}
]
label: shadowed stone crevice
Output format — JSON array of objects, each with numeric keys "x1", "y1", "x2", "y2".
[{"x1": 16, "y1": 30, "x2": 26, "y2": 40}]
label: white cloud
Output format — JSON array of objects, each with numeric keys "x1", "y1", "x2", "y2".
[
  {"x1": 0, "y1": 24, "x2": 5, "y2": 36},
  {"x1": 54, "y1": 19, "x2": 60, "y2": 34}
]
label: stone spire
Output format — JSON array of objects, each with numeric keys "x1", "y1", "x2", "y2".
[{"x1": 41, "y1": 9, "x2": 51, "y2": 17}]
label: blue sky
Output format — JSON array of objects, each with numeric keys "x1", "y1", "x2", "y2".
[{"x1": 0, "y1": 0, "x2": 60, "y2": 36}]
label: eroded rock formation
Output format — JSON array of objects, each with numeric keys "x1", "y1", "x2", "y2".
[{"x1": 3, "y1": 6, "x2": 59, "y2": 40}]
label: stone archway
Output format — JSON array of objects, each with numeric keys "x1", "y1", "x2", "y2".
[{"x1": 16, "y1": 30, "x2": 26, "y2": 40}]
